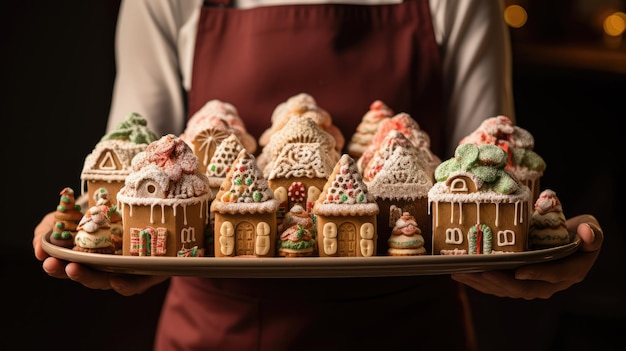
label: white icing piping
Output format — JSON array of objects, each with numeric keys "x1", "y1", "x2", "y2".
[
  {"x1": 494, "y1": 202, "x2": 498, "y2": 227},
  {"x1": 449, "y1": 201, "x2": 454, "y2": 224}
]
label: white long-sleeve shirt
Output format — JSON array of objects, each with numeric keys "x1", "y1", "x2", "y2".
[{"x1": 107, "y1": 0, "x2": 515, "y2": 157}]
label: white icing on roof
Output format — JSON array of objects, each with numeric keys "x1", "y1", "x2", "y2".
[
  {"x1": 267, "y1": 142, "x2": 334, "y2": 180},
  {"x1": 205, "y1": 134, "x2": 245, "y2": 183},
  {"x1": 363, "y1": 130, "x2": 434, "y2": 200},
  {"x1": 117, "y1": 134, "x2": 211, "y2": 200},
  {"x1": 81, "y1": 140, "x2": 148, "y2": 181},
  {"x1": 260, "y1": 116, "x2": 340, "y2": 175}
]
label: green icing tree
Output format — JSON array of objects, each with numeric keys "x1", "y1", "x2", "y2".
[{"x1": 101, "y1": 112, "x2": 158, "y2": 144}]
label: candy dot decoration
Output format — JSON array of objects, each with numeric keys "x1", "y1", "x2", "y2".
[{"x1": 312, "y1": 154, "x2": 379, "y2": 257}]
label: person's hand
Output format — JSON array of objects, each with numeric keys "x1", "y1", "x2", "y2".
[
  {"x1": 451, "y1": 214, "x2": 603, "y2": 300},
  {"x1": 34, "y1": 211, "x2": 169, "y2": 296}
]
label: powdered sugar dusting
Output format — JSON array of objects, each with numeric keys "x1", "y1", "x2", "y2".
[
  {"x1": 118, "y1": 134, "x2": 211, "y2": 200},
  {"x1": 459, "y1": 115, "x2": 546, "y2": 175},
  {"x1": 363, "y1": 130, "x2": 434, "y2": 200},
  {"x1": 357, "y1": 112, "x2": 440, "y2": 174},
  {"x1": 258, "y1": 116, "x2": 339, "y2": 175},
  {"x1": 205, "y1": 134, "x2": 245, "y2": 188}
]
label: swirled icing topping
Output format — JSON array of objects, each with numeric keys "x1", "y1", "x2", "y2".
[{"x1": 119, "y1": 134, "x2": 210, "y2": 199}]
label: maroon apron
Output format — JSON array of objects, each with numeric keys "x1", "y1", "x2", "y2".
[{"x1": 155, "y1": 1, "x2": 475, "y2": 350}]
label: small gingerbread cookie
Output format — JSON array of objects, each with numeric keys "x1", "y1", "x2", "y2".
[
  {"x1": 277, "y1": 204, "x2": 317, "y2": 257},
  {"x1": 529, "y1": 189, "x2": 571, "y2": 249},
  {"x1": 73, "y1": 206, "x2": 116, "y2": 254},
  {"x1": 387, "y1": 212, "x2": 427, "y2": 256},
  {"x1": 50, "y1": 187, "x2": 83, "y2": 249}
]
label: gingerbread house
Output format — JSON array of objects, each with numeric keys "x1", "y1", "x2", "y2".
[
  {"x1": 264, "y1": 117, "x2": 337, "y2": 219},
  {"x1": 81, "y1": 112, "x2": 158, "y2": 209},
  {"x1": 428, "y1": 143, "x2": 531, "y2": 255},
  {"x1": 116, "y1": 134, "x2": 213, "y2": 257},
  {"x1": 312, "y1": 154, "x2": 379, "y2": 257},
  {"x1": 362, "y1": 130, "x2": 435, "y2": 255},
  {"x1": 211, "y1": 149, "x2": 280, "y2": 258}
]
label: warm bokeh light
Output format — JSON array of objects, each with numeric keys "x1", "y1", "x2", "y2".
[
  {"x1": 603, "y1": 12, "x2": 626, "y2": 37},
  {"x1": 504, "y1": 4, "x2": 528, "y2": 28}
]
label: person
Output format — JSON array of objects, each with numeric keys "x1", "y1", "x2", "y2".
[{"x1": 33, "y1": 0, "x2": 604, "y2": 350}]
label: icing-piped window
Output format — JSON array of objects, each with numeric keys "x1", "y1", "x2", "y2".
[
  {"x1": 497, "y1": 230, "x2": 516, "y2": 246},
  {"x1": 450, "y1": 178, "x2": 469, "y2": 193},
  {"x1": 445, "y1": 227, "x2": 463, "y2": 244}
]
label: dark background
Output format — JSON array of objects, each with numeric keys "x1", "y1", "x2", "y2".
[{"x1": 3, "y1": 1, "x2": 625, "y2": 350}]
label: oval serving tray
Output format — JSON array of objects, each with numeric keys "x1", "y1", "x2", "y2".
[{"x1": 42, "y1": 231, "x2": 581, "y2": 278}]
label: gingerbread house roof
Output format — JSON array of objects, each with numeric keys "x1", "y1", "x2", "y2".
[
  {"x1": 211, "y1": 149, "x2": 280, "y2": 215},
  {"x1": 313, "y1": 154, "x2": 379, "y2": 217},
  {"x1": 458, "y1": 115, "x2": 546, "y2": 177},
  {"x1": 357, "y1": 112, "x2": 441, "y2": 174},
  {"x1": 117, "y1": 134, "x2": 212, "y2": 205},
  {"x1": 428, "y1": 143, "x2": 531, "y2": 204},
  {"x1": 260, "y1": 116, "x2": 340, "y2": 176},
  {"x1": 267, "y1": 142, "x2": 334, "y2": 181},
  {"x1": 81, "y1": 139, "x2": 148, "y2": 181},
  {"x1": 81, "y1": 112, "x2": 158, "y2": 182},
  {"x1": 181, "y1": 99, "x2": 257, "y2": 155},
  {"x1": 363, "y1": 130, "x2": 434, "y2": 200},
  {"x1": 205, "y1": 134, "x2": 245, "y2": 188},
  {"x1": 259, "y1": 93, "x2": 344, "y2": 150}
]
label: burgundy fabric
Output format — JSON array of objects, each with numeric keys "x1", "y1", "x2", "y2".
[
  {"x1": 187, "y1": 0, "x2": 446, "y2": 156},
  {"x1": 156, "y1": 276, "x2": 473, "y2": 350},
  {"x1": 155, "y1": 1, "x2": 472, "y2": 350}
]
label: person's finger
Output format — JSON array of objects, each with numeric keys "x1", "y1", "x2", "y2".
[
  {"x1": 565, "y1": 214, "x2": 603, "y2": 253},
  {"x1": 576, "y1": 222, "x2": 603, "y2": 253},
  {"x1": 42, "y1": 257, "x2": 71, "y2": 279},
  {"x1": 452, "y1": 271, "x2": 570, "y2": 300},
  {"x1": 65, "y1": 262, "x2": 169, "y2": 296},
  {"x1": 33, "y1": 212, "x2": 56, "y2": 261},
  {"x1": 65, "y1": 262, "x2": 117, "y2": 291}
]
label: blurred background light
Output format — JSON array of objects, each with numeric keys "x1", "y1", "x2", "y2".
[
  {"x1": 603, "y1": 11, "x2": 626, "y2": 36},
  {"x1": 504, "y1": 4, "x2": 528, "y2": 28}
]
